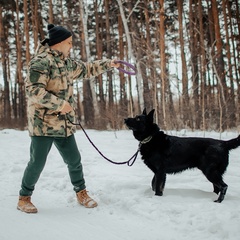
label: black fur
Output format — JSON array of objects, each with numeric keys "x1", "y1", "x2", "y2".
[{"x1": 124, "y1": 108, "x2": 240, "y2": 203}]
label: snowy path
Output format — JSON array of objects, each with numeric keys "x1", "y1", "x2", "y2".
[{"x1": 0, "y1": 129, "x2": 239, "y2": 240}]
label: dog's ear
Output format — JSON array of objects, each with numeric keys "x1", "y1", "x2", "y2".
[
  {"x1": 142, "y1": 108, "x2": 147, "y2": 115},
  {"x1": 147, "y1": 109, "x2": 155, "y2": 122}
]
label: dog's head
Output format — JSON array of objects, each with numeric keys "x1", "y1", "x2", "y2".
[{"x1": 124, "y1": 108, "x2": 159, "y2": 141}]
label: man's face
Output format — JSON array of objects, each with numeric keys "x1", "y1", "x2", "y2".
[{"x1": 58, "y1": 36, "x2": 73, "y2": 57}]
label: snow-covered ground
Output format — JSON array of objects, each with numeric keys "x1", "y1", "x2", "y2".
[{"x1": 0, "y1": 128, "x2": 239, "y2": 240}]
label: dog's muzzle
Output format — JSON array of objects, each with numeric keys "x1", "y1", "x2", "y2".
[{"x1": 124, "y1": 118, "x2": 134, "y2": 130}]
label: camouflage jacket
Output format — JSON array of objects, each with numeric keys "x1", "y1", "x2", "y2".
[{"x1": 26, "y1": 42, "x2": 113, "y2": 137}]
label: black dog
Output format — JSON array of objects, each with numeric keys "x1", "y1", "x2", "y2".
[{"x1": 124, "y1": 109, "x2": 240, "y2": 203}]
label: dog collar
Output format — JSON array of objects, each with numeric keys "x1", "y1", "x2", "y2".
[{"x1": 140, "y1": 136, "x2": 152, "y2": 145}]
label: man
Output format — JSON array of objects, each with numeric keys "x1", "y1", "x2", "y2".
[{"x1": 17, "y1": 24, "x2": 120, "y2": 213}]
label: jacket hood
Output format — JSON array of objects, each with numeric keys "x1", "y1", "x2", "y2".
[
  {"x1": 34, "y1": 40, "x2": 64, "y2": 58},
  {"x1": 33, "y1": 40, "x2": 48, "y2": 56}
]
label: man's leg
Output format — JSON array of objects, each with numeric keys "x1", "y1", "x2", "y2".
[
  {"x1": 20, "y1": 136, "x2": 53, "y2": 196},
  {"x1": 54, "y1": 134, "x2": 97, "y2": 208},
  {"x1": 18, "y1": 136, "x2": 53, "y2": 213},
  {"x1": 53, "y1": 134, "x2": 86, "y2": 192}
]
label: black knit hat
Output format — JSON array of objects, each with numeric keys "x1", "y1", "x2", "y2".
[{"x1": 47, "y1": 24, "x2": 72, "y2": 46}]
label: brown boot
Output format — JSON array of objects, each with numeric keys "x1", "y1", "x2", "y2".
[
  {"x1": 76, "y1": 189, "x2": 98, "y2": 208},
  {"x1": 17, "y1": 196, "x2": 38, "y2": 213}
]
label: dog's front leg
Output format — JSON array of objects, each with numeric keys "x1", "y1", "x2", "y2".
[
  {"x1": 155, "y1": 172, "x2": 166, "y2": 196},
  {"x1": 151, "y1": 175, "x2": 156, "y2": 191}
]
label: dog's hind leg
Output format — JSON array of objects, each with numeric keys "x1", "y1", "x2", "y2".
[
  {"x1": 214, "y1": 181, "x2": 228, "y2": 203},
  {"x1": 151, "y1": 175, "x2": 156, "y2": 191},
  {"x1": 205, "y1": 173, "x2": 228, "y2": 203},
  {"x1": 213, "y1": 184, "x2": 220, "y2": 194}
]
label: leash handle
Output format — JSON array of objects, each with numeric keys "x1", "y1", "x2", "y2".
[{"x1": 114, "y1": 60, "x2": 137, "y2": 75}]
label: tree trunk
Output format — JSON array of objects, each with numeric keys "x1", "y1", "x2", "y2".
[
  {"x1": 79, "y1": 0, "x2": 96, "y2": 127},
  {"x1": 178, "y1": 0, "x2": 192, "y2": 128},
  {"x1": 24, "y1": 0, "x2": 30, "y2": 64},
  {"x1": 0, "y1": 6, "x2": 11, "y2": 126},
  {"x1": 30, "y1": 0, "x2": 38, "y2": 47},
  {"x1": 159, "y1": 0, "x2": 167, "y2": 129},
  {"x1": 104, "y1": 0, "x2": 115, "y2": 120},
  {"x1": 94, "y1": 1, "x2": 105, "y2": 128},
  {"x1": 117, "y1": 13, "x2": 128, "y2": 118},
  {"x1": 48, "y1": 0, "x2": 54, "y2": 23},
  {"x1": 198, "y1": 0, "x2": 207, "y2": 130},
  {"x1": 116, "y1": 0, "x2": 144, "y2": 112},
  {"x1": 222, "y1": 0, "x2": 236, "y2": 128},
  {"x1": 144, "y1": 0, "x2": 157, "y2": 115},
  {"x1": 190, "y1": 0, "x2": 200, "y2": 129},
  {"x1": 15, "y1": 0, "x2": 26, "y2": 129},
  {"x1": 211, "y1": 0, "x2": 228, "y2": 130},
  {"x1": 231, "y1": 0, "x2": 240, "y2": 123}
]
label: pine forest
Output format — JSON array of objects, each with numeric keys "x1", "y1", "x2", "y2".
[{"x1": 0, "y1": 0, "x2": 239, "y2": 131}]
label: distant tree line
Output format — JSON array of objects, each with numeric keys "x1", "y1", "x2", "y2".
[{"x1": 0, "y1": 0, "x2": 239, "y2": 131}]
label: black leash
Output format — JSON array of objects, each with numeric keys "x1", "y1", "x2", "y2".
[{"x1": 67, "y1": 116, "x2": 139, "y2": 167}]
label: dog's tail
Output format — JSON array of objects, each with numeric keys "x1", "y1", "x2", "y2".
[{"x1": 225, "y1": 135, "x2": 240, "y2": 151}]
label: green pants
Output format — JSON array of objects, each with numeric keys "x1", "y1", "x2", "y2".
[{"x1": 19, "y1": 134, "x2": 86, "y2": 196}]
